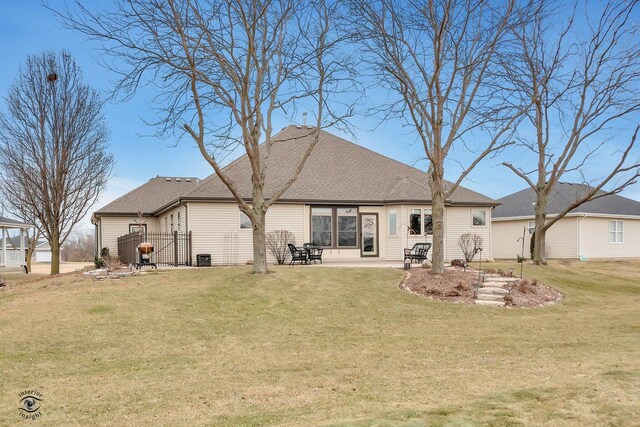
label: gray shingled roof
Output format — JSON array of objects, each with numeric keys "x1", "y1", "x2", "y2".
[
  {"x1": 184, "y1": 126, "x2": 497, "y2": 205},
  {"x1": 94, "y1": 176, "x2": 199, "y2": 215},
  {"x1": 0, "y1": 216, "x2": 31, "y2": 227},
  {"x1": 493, "y1": 183, "x2": 640, "y2": 218}
]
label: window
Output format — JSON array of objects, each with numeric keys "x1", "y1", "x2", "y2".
[
  {"x1": 609, "y1": 220, "x2": 623, "y2": 243},
  {"x1": 423, "y1": 209, "x2": 433, "y2": 235},
  {"x1": 129, "y1": 224, "x2": 147, "y2": 235},
  {"x1": 388, "y1": 210, "x2": 397, "y2": 236},
  {"x1": 177, "y1": 212, "x2": 181, "y2": 231},
  {"x1": 164, "y1": 217, "x2": 168, "y2": 232},
  {"x1": 408, "y1": 208, "x2": 433, "y2": 235},
  {"x1": 409, "y1": 209, "x2": 421, "y2": 235},
  {"x1": 311, "y1": 207, "x2": 333, "y2": 246},
  {"x1": 472, "y1": 210, "x2": 487, "y2": 226},
  {"x1": 337, "y1": 208, "x2": 357, "y2": 247},
  {"x1": 170, "y1": 214, "x2": 174, "y2": 232},
  {"x1": 240, "y1": 211, "x2": 252, "y2": 229},
  {"x1": 528, "y1": 220, "x2": 535, "y2": 234}
]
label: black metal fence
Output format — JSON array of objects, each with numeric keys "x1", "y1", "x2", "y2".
[{"x1": 117, "y1": 231, "x2": 192, "y2": 267}]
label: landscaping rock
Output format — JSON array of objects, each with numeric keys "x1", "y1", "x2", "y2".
[
  {"x1": 476, "y1": 287, "x2": 509, "y2": 295},
  {"x1": 475, "y1": 293, "x2": 504, "y2": 301},
  {"x1": 474, "y1": 299, "x2": 505, "y2": 307}
]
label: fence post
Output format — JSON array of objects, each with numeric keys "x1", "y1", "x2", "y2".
[
  {"x1": 188, "y1": 231, "x2": 192, "y2": 266},
  {"x1": 173, "y1": 230, "x2": 178, "y2": 267}
]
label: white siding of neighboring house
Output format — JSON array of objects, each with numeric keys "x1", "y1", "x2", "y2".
[
  {"x1": 491, "y1": 217, "x2": 579, "y2": 259},
  {"x1": 445, "y1": 206, "x2": 492, "y2": 261},
  {"x1": 98, "y1": 216, "x2": 160, "y2": 256},
  {"x1": 188, "y1": 202, "x2": 305, "y2": 265},
  {"x1": 578, "y1": 216, "x2": 640, "y2": 258}
]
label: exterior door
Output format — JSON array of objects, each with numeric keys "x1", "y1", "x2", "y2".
[{"x1": 360, "y1": 213, "x2": 379, "y2": 257}]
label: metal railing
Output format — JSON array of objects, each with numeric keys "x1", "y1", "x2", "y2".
[
  {"x1": 117, "y1": 231, "x2": 192, "y2": 267},
  {"x1": 0, "y1": 249, "x2": 25, "y2": 267}
]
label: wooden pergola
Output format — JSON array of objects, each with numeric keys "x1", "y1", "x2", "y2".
[{"x1": 0, "y1": 216, "x2": 32, "y2": 269}]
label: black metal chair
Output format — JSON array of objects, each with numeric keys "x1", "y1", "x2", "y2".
[
  {"x1": 404, "y1": 242, "x2": 432, "y2": 264},
  {"x1": 303, "y1": 243, "x2": 323, "y2": 264},
  {"x1": 288, "y1": 243, "x2": 308, "y2": 265}
]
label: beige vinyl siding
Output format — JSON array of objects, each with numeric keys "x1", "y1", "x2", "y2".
[
  {"x1": 159, "y1": 205, "x2": 187, "y2": 234},
  {"x1": 492, "y1": 217, "x2": 578, "y2": 259},
  {"x1": 188, "y1": 202, "x2": 304, "y2": 265},
  {"x1": 445, "y1": 206, "x2": 492, "y2": 261},
  {"x1": 98, "y1": 216, "x2": 159, "y2": 256},
  {"x1": 578, "y1": 217, "x2": 640, "y2": 258}
]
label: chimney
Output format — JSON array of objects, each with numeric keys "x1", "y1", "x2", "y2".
[{"x1": 302, "y1": 112, "x2": 307, "y2": 126}]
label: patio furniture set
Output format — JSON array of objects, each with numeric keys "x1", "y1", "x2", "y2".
[
  {"x1": 287, "y1": 242, "x2": 432, "y2": 267},
  {"x1": 288, "y1": 243, "x2": 324, "y2": 265}
]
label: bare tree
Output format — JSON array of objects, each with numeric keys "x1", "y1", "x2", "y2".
[
  {"x1": 62, "y1": 231, "x2": 96, "y2": 262},
  {"x1": 266, "y1": 230, "x2": 295, "y2": 265},
  {"x1": 349, "y1": 0, "x2": 529, "y2": 273},
  {"x1": 0, "y1": 51, "x2": 113, "y2": 275},
  {"x1": 458, "y1": 233, "x2": 483, "y2": 263},
  {"x1": 501, "y1": 0, "x2": 640, "y2": 264},
  {"x1": 52, "y1": 0, "x2": 355, "y2": 274}
]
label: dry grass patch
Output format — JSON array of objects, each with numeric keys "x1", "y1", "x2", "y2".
[{"x1": 0, "y1": 262, "x2": 639, "y2": 425}]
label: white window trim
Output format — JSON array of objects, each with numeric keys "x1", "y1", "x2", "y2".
[
  {"x1": 609, "y1": 220, "x2": 624, "y2": 244},
  {"x1": 388, "y1": 209, "x2": 398, "y2": 237},
  {"x1": 408, "y1": 207, "x2": 434, "y2": 236},
  {"x1": 471, "y1": 209, "x2": 487, "y2": 227}
]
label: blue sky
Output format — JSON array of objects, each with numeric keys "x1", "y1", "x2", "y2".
[{"x1": 1, "y1": 1, "x2": 638, "y2": 231}]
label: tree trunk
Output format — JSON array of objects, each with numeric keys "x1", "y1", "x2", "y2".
[
  {"x1": 50, "y1": 234, "x2": 60, "y2": 275},
  {"x1": 533, "y1": 193, "x2": 547, "y2": 265},
  {"x1": 431, "y1": 166, "x2": 446, "y2": 274},
  {"x1": 26, "y1": 248, "x2": 34, "y2": 273},
  {"x1": 251, "y1": 210, "x2": 268, "y2": 274}
]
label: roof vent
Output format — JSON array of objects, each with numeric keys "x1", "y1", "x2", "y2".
[
  {"x1": 307, "y1": 125, "x2": 313, "y2": 129},
  {"x1": 296, "y1": 125, "x2": 302, "y2": 129},
  {"x1": 176, "y1": 178, "x2": 181, "y2": 182},
  {"x1": 185, "y1": 178, "x2": 192, "y2": 182},
  {"x1": 165, "y1": 178, "x2": 171, "y2": 181}
]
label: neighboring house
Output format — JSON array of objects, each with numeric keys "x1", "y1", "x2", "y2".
[
  {"x1": 93, "y1": 126, "x2": 498, "y2": 265},
  {"x1": 492, "y1": 183, "x2": 640, "y2": 259},
  {"x1": 8, "y1": 236, "x2": 52, "y2": 263},
  {"x1": 0, "y1": 216, "x2": 30, "y2": 268}
]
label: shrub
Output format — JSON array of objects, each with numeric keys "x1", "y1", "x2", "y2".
[
  {"x1": 266, "y1": 230, "x2": 296, "y2": 265},
  {"x1": 530, "y1": 231, "x2": 535, "y2": 260},
  {"x1": 451, "y1": 259, "x2": 467, "y2": 268},
  {"x1": 102, "y1": 255, "x2": 122, "y2": 272},
  {"x1": 94, "y1": 257, "x2": 105, "y2": 269},
  {"x1": 458, "y1": 233, "x2": 483, "y2": 262},
  {"x1": 100, "y1": 247, "x2": 110, "y2": 258},
  {"x1": 558, "y1": 258, "x2": 572, "y2": 267}
]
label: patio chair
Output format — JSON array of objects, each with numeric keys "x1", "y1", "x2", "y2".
[
  {"x1": 288, "y1": 243, "x2": 308, "y2": 265},
  {"x1": 303, "y1": 243, "x2": 323, "y2": 264},
  {"x1": 403, "y1": 242, "x2": 432, "y2": 264}
]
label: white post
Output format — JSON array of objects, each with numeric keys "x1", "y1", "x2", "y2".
[
  {"x1": 1, "y1": 227, "x2": 6, "y2": 267},
  {"x1": 20, "y1": 227, "x2": 26, "y2": 266}
]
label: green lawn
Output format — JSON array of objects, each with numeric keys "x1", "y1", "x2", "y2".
[{"x1": 1, "y1": 261, "x2": 639, "y2": 425}]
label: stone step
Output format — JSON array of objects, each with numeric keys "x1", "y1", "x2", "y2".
[
  {"x1": 481, "y1": 281, "x2": 510, "y2": 288},
  {"x1": 476, "y1": 287, "x2": 509, "y2": 295},
  {"x1": 475, "y1": 293, "x2": 504, "y2": 301},
  {"x1": 474, "y1": 299, "x2": 506, "y2": 307}
]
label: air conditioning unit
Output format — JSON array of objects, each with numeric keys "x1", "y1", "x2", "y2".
[{"x1": 196, "y1": 254, "x2": 211, "y2": 267}]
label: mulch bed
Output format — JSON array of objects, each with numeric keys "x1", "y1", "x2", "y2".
[{"x1": 401, "y1": 266, "x2": 563, "y2": 308}]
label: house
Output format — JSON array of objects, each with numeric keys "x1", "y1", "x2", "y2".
[
  {"x1": 8, "y1": 236, "x2": 52, "y2": 263},
  {"x1": 0, "y1": 216, "x2": 30, "y2": 269},
  {"x1": 93, "y1": 126, "x2": 498, "y2": 265},
  {"x1": 492, "y1": 183, "x2": 640, "y2": 259}
]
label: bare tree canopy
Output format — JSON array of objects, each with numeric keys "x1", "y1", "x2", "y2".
[
  {"x1": 501, "y1": 0, "x2": 640, "y2": 264},
  {"x1": 52, "y1": 0, "x2": 356, "y2": 274},
  {"x1": 348, "y1": 0, "x2": 529, "y2": 273},
  {"x1": 0, "y1": 51, "x2": 113, "y2": 275}
]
